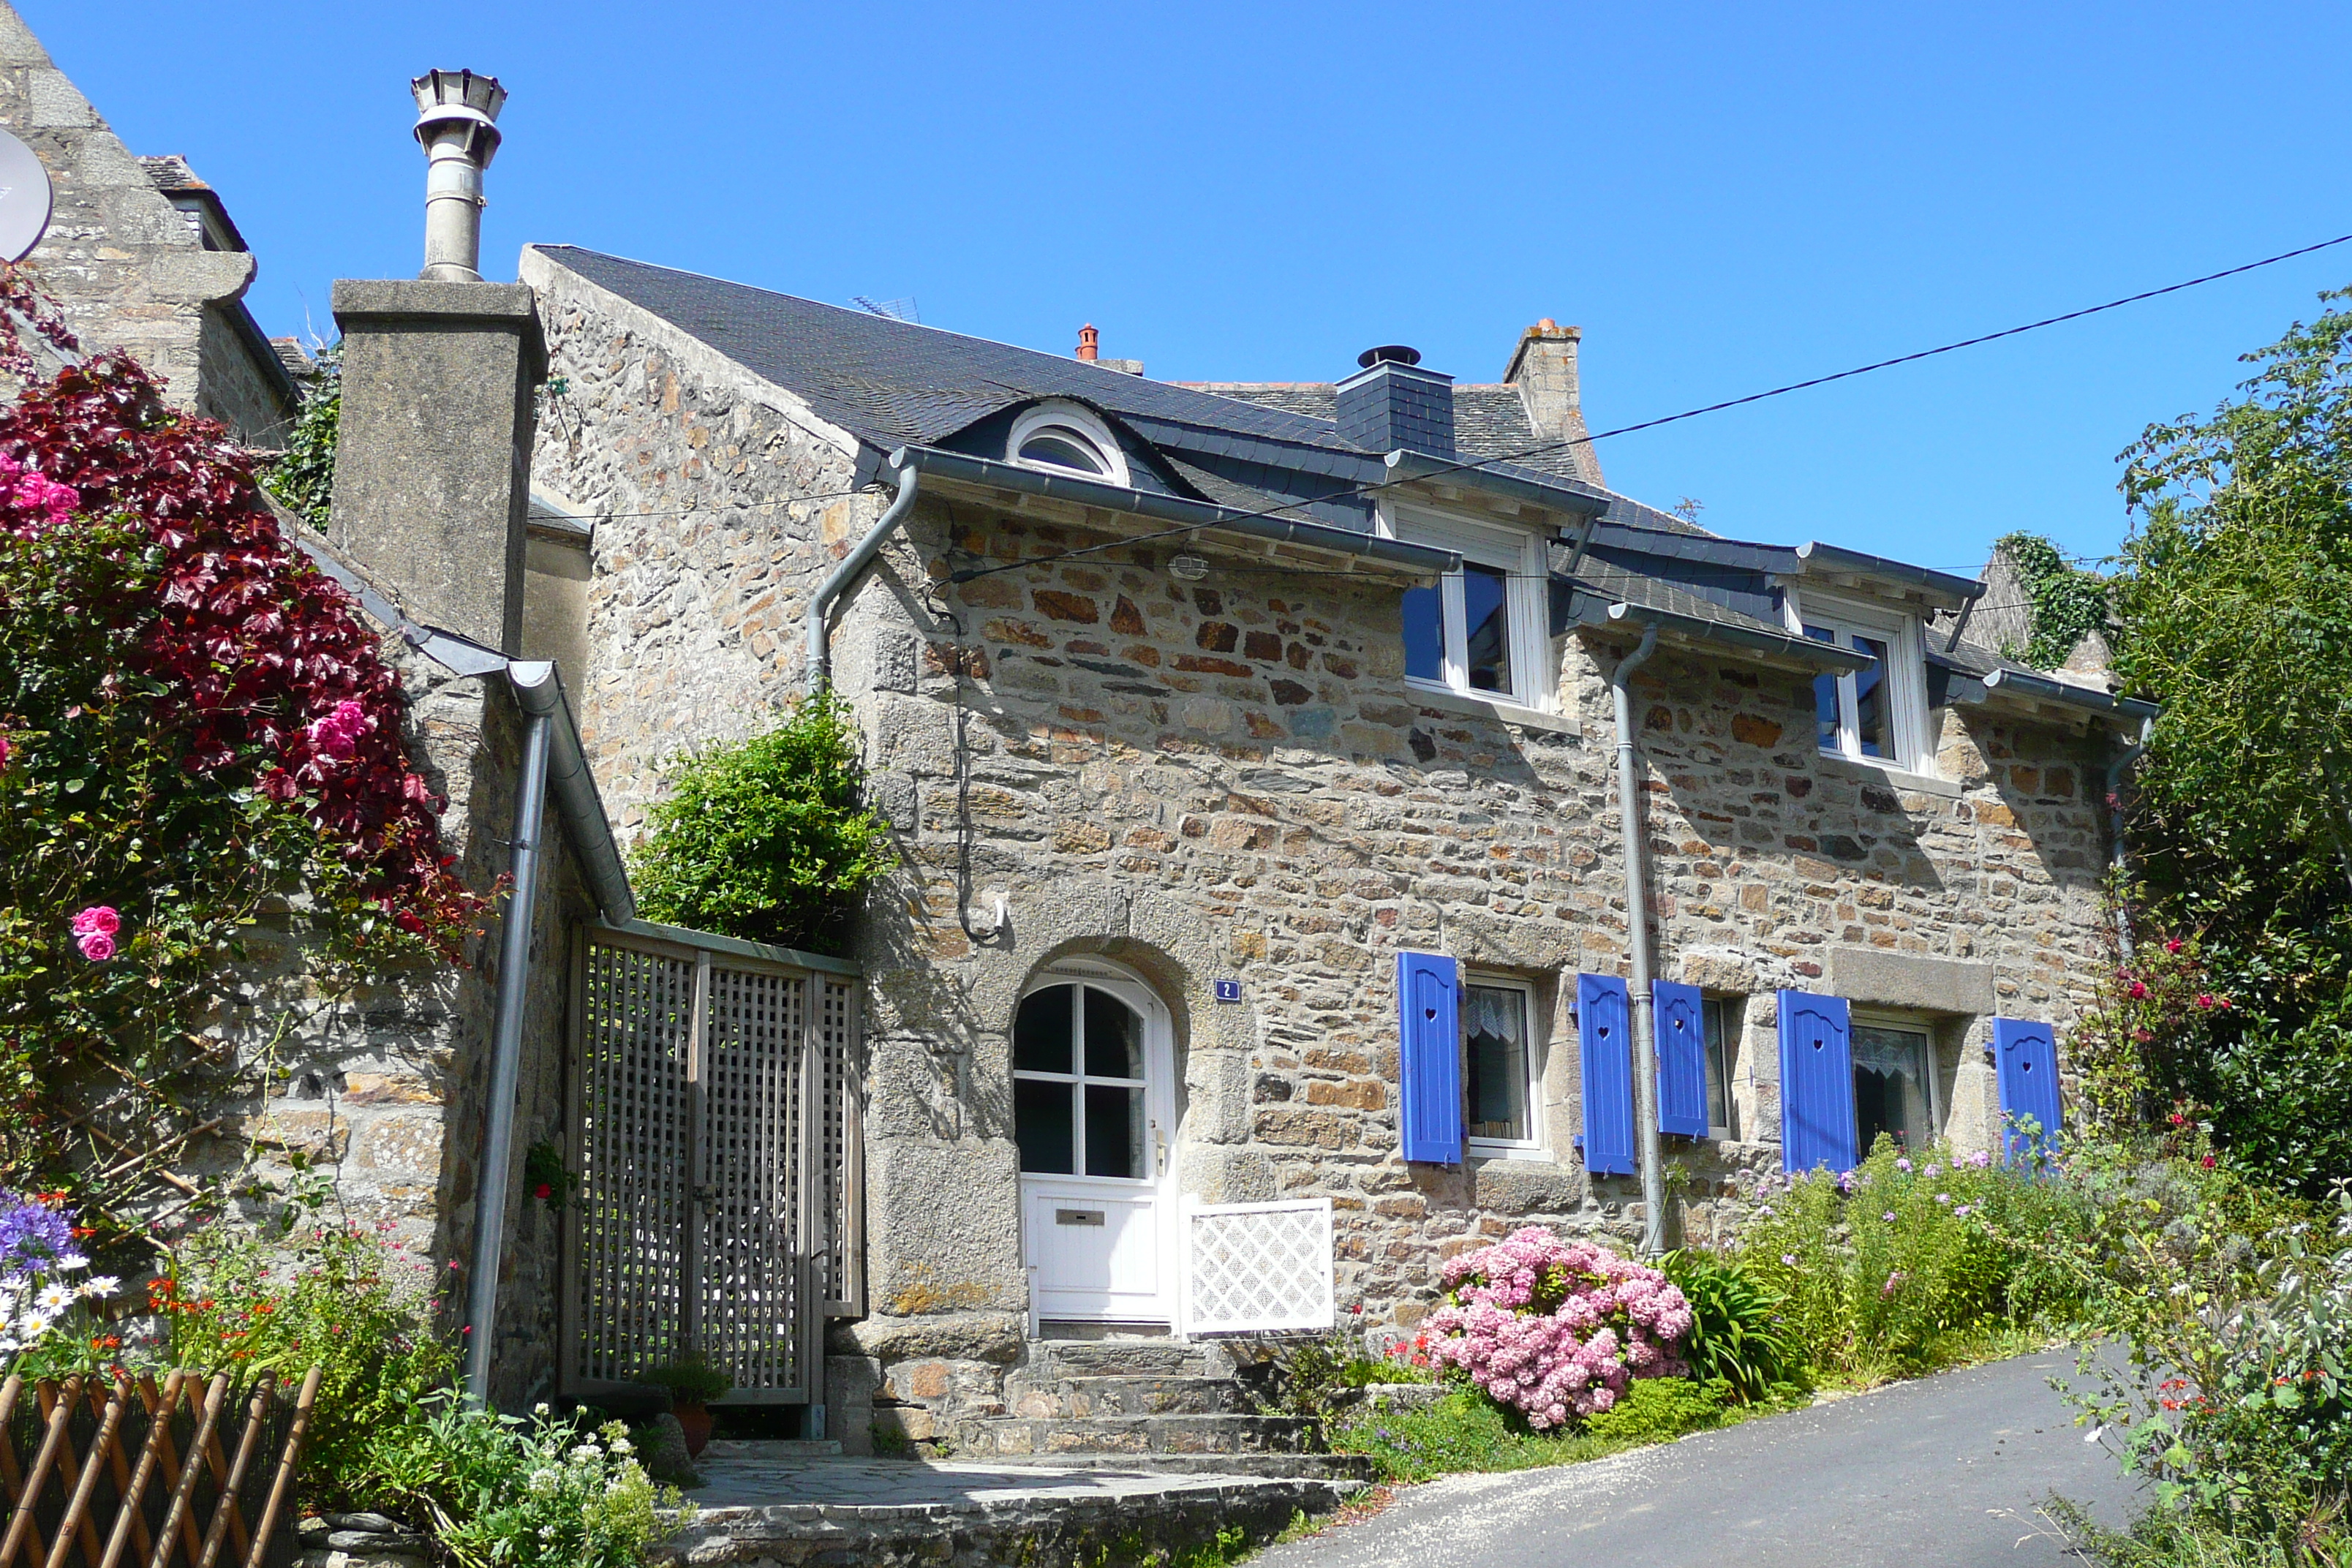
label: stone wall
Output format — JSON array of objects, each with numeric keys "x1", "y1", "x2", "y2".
[
  {"x1": 0, "y1": 5, "x2": 258, "y2": 419},
  {"x1": 196, "y1": 302, "x2": 296, "y2": 448},
  {"x1": 521, "y1": 253, "x2": 2120, "y2": 1451}
]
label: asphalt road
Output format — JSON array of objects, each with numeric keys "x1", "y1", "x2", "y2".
[{"x1": 1256, "y1": 1350, "x2": 2143, "y2": 1568}]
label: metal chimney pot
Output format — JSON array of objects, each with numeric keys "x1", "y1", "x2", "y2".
[{"x1": 412, "y1": 69, "x2": 507, "y2": 283}]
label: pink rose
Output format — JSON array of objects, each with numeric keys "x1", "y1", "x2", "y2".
[
  {"x1": 78, "y1": 930, "x2": 116, "y2": 962},
  {"x1": 72, "y1": 906, "x2": 121, "y2": 938}
]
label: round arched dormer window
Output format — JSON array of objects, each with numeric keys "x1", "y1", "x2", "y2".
[{"x1": 1008, "y1": 403, "x2": 1128, "y2": 486}]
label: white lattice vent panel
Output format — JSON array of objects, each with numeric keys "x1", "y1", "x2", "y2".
[{"x1": 1183, "y1": 1198, "x2": 1334, "y2": 1335}]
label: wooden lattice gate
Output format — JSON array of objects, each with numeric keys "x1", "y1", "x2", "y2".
[{"x1": 561, "y1": 922, "x2": 863, "y2": 1417}]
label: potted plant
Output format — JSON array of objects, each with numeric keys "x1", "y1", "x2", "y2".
[{"x1": 642, "y1": 1351, "x2": 731, "y2": 1456}]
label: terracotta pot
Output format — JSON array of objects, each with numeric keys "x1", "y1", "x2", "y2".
[{"x1": 674, "y1": 1401, "x2": 712, "y2": 1457}]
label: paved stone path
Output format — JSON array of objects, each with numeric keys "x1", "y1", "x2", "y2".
[{"x1": 1255, "y1": 1350, "x2": 2143, "y2": 1568}]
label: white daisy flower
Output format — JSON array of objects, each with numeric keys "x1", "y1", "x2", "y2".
[
  {"x1": 34, "y1": 1284, "x2": 75, "y2": 1312},
  {"x1": 81, "y1": 1275, "x2": 119, "y2": 1297},
  {"x1": 53, "y1": 1254, "x2": 88, "y2": 1273}
]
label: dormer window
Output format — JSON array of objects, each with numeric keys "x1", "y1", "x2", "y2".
[
  {"x1": 1009, "y1": 403, "x2": 1128, "y2": 486},
  {"x1": 1381, "y1": 501, "x2": 1555, "y2": 712},
  {"x1": 1791, "y1": 592, "x2": 1933, "y2": 772}
]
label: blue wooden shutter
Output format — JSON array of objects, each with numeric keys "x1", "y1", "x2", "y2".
[
  {"x1": 1653, "y1": 981, "x2": 1709, "y2": 1137},
  {"x1": 1579, "y1": 973, "x2": 1637, "y2": 1175},
  {"x1": 1397, "y1": 951, "x2": 1463, "y2": 1164},
  {"x1": 1993, "y1": 1016, "x2": 2062, "y2": 1166},
  {"x1": 1777, "y1": 989, "x2": 1857, "y2": 1173}
]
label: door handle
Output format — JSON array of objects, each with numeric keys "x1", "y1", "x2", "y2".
[{"x1": 1151, "y1": 1118, "x2": 1166, "y2": 1177}]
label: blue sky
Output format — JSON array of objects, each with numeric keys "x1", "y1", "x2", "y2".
[{"x1": 23, "y1": 1, "x2": 2351, "y2": 571}]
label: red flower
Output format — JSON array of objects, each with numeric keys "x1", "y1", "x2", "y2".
[
  {"x1": 2127, "y1": 981, "x2": 2148, "y2": 1000},
  {"x1": 2201, "y1": 1154, "x2": 2217, "y2": 1169},
  {"x1": 534, "y1": 1183, "x2": 553, "y2": 1200}
]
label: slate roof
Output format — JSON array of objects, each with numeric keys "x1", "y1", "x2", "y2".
[
  {"x1": 529, "y1": 246, "x2": 2171, "y2": 716},
  {"x1": 538, "y1": 247, "x2": 1359, "y2": 457}
]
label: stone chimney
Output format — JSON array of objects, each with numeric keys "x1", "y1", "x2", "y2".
[
  {"x1": 1504, "y1": 319, "x2": 1602, "y2": 487},
  {"x1": 1335, "y1": 344, "x2": 1455, "y2": 457},
  {"x1": 328, "y1": 69, "x2": 543, "y2": 654}
]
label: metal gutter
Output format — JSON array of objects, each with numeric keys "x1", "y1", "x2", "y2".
[
  {"x1": 1794, "y1": 541, "x2": 1982, "y2": 609},
  {"x1": 906, "y1": 445, "x2": 1460, "y2": 578},
  {"x1": 1579, "y1": 598, "x2": 1874, "y2": 672},
  {"x1": 1980, "y1": 664, "x2": 2160, "y2": 720},
  {"x1": 1382, "y1": 448, "x2": 1610, "y2": 519},
  {"x1": 1607, "y1": 622, "x2": 1667, "y2": 1258}
]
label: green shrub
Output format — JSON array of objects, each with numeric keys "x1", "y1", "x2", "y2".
[
  {"x1": 2042, "y1": 1494, "x2": 2341, "y2": 1568},
  {"x1": 364, "y1": 1397, "x2": 690, "y2": 1568},
  {"x1": 630, "y1": 695, "x2": 897, "y2": 954},
  {"x1": 641, "y1": 1349, "x2": 731, "y2": 1404},
  {"x1": 1735, "y1": 1138, "x2": 2094, "y2": 1377},
  {"x1": 1659, "y1": 1249, "x2": 1810, "y2": 1402},
  {"x1": 1581, "y1": 1375, "x2": 1730, "y2": 1442},
  {"x1": 155, "y1": 1207, "x2": 456, "y2": 1508}
]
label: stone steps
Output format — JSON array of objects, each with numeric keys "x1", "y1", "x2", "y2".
[
  {"x1": 968, "y1": 1450, "x2": 1382, "y2": 1482},
  {"x1": 1006, "y1": 1373, "x2": 1251, "y2": 1417},
  {"x1": 1026, "y1": 1339, "x2": 1232, "y2": 1379},
  {"x1": 957, "y1": 1412, "x2": 1320, "y2": 1459}
]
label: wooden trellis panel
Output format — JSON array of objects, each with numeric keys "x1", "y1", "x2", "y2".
[
  {"x1": 566, "y1": 924, "x2": 863, "y2": 1407},
  {"x1": 0, "y1": 1368, "x2": 320, "y2": 1568}
]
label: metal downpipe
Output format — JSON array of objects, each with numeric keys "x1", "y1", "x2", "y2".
[
  {"x1": 463, "y1": 663, "x2": 557, "y2": 1403},
  {"x1": 807, "y1": 456, "x2": 921, "y2": 692},
  {"x1": 1610, "y1": 622, "x2": 1667, "y2": 1256}
]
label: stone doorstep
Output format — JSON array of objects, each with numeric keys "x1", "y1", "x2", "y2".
[
  {"x1": 700, "y1": 1439, "x2": 845, "y2": 1460},
  {"x1": 970, "y1": 1450, "x2": 1382, "y2": 1482},
  {"x1": 1025, "y1": 1339, "x2": 1233, "y2": 1379}
]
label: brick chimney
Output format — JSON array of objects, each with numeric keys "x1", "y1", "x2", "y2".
[
  {"x1": 1504, "y1": 319, "x2": 1601, "y2": 486},
  {"x1": 1076, "y1": 323, "x2": 1098, "y2": 361},
  {"x1": 1335, "y1": 344, "x2": 1454, "y2": 457}
]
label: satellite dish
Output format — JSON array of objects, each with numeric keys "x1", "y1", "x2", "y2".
[{"x1": 0, "y1": 130, "x2": 53, "y2": 263}]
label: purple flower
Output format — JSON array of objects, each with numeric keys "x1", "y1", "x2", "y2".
[
  {"x1": 1882, "y1": 1211, "x2": 1896, "y2": 1223},
  {"x1": 1781, "y1": 1254, "x2": 1796, "y2": 1267},
  {"x1": 1934, "y1": 1193, "x2": 1951, "y2": 1205},
  {"x1": 1895, "y1": 1158, "x2": 1912, "y2": 1173},
  {"x1": 0, "y1": 1191, "x2": 74, "y2": 1273}
]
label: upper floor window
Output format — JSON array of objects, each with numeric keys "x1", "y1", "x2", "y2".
[
  {"x1": 1793, "y1": 593, "x2": 1931, "y2": 771},
  {"x1": 1008, "y1": 403, "x2": 1129, "y2": 486},
  {"x1": 1384, "y1": 504, "x2": 1553, "y2": 711}
]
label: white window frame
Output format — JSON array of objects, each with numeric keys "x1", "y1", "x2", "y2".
[
  {"x1": 1461, "y1": 973, "x2": 1545, "y2": 1159},
  {"x1": 1849, "y1": 1009, "x2": 1943, "y2": 1153},
  {"x1": 1007, "y1": 401, "x2": 1131, "y2": 488},
  {"x1": 1785, "y1": 589, "x2": 1934, "y2": 772},
  {"x1": 1702, "y1": 994, "x2": 1741, "y2": 1142},
  {"x1": 1381, "y1": 501, "x2": 1554, "y2": 712}
]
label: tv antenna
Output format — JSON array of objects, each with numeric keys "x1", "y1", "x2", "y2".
[{"x1": 853, "y1": 295, "x2": 919, "y2": 323}]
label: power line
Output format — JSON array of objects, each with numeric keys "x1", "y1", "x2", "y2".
[{"x1": 950, "y1": 229, "x2": 2352, "y2": 584}]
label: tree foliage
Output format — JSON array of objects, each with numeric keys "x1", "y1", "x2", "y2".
[
  {"x1": 629, "y1": 696, "x2": 897, "y2": 954},
  {"x1": 260, "y1": 343, "x2": 339, "y2": 529},
  {"x1": 2106, "y1": 288, "x2": 2352, "y2": 1194},
  {"x1": 1993, "y1": 530, "x2": 2110, "y2": 669}
]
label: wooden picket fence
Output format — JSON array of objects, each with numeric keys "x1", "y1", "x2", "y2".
[{"x1": 0, "y1": 1368, "x2": 320, "y2": 1568}]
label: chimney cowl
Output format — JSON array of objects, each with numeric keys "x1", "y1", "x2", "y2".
[
  {"x1": 412, "y1": 69, "x2": 507, "y2": 283},
  {"x1": 1357, "y1": 344, "x2": 1422, "y2": 369}
]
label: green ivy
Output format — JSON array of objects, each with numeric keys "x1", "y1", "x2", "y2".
[
  {"x1": 1995, "y1": 530, "x2": 2111, "y2": 669},
  {"x1": 629, "y1": 695, "x2": 897, "y2": 954},
  {"x1": 260, "y1": 344, "x2": 339, "y2": 529}
]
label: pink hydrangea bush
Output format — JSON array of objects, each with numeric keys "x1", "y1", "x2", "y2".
[{"x1": 1422, "y1": 1226, "x2": 1695, "y2": 1428}]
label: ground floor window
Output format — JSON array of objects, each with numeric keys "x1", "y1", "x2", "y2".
[
  {"x1": 1703, "y1": 995, "x2": 1741, "y2": 1139},
  {"x1": 1852, "y1": 1017, "x2": 1937, "y2": 1154},
  {"x1": 1463, "y1": 979, "x2": 1538, "y2": 1151}
]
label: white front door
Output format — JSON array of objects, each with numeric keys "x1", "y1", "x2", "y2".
[{"x1": 1014, "y1": 966, "x2": 1176, "y2": 1324}]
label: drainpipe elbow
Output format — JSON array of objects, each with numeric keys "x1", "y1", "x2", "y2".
[{"x1": 807, "y1": 453, "x2": 921, "y2": 693}]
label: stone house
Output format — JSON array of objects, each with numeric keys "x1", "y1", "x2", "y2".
[
  {"x1": 0, "y1": 2, "x2": 304, "y2": 444},
  {"x1": 505, "y1": 243, "x2": 2152, "y2": 1450}
]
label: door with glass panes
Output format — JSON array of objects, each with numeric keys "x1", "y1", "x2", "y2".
[{"x1": 1012, "y1": 966, "x2": 1177, "y2": 1324}]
